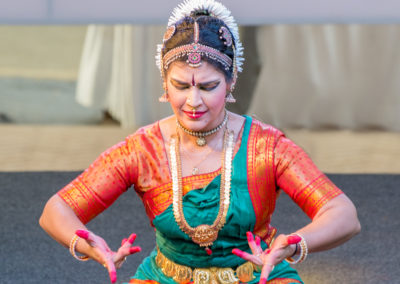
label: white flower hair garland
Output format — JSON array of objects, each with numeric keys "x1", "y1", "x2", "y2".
[{"x1": 155, "y1": 0, "x2": 244, "y2": 74}]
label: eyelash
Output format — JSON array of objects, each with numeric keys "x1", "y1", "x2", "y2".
[
  {"x1": 200, "y1": 85, "x2": 218, "y2": 91},
  {"x1": 174, "y1": 84, "x2": 219, "y2": 91},
  {"x1": 175, "y1": 85, "x2": 189, "y2": 90}
]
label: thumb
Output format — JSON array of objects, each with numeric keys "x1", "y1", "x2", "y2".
[{"x1": 287, "y1": 235, "x2": 302, "y2": 245}]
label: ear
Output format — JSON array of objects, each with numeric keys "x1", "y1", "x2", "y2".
[
  {"x1": 225, "y1": 78, "x2": 236, "y2": 103},
  {"x1": 159, "y1": 92, "x2": 169, "y2": 102},
  {"x1": 159, "y1": 81, "x2": 169, "y2": 102},
  {"x1": 226, "y1": 79, "x2": 236, "y2": 94}
]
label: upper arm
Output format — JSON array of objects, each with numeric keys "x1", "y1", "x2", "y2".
[
  {"x1": 313, "y1": 193, "x2": 358, "y2": 221},
  {"x1": 274, "y1": 136, "x2": 343, "y2": 219},
  {"x1": 57, "y1": 138, "x2": 138, "y2": 224}
]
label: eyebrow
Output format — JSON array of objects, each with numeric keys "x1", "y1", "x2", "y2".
[{"x1": 170, "y1": 78, "x2": 220, "y2": 86}]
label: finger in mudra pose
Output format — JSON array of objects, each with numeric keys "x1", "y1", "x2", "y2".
[{"x1": 39, "y1": 0, "x2": 361, "y2": 283}]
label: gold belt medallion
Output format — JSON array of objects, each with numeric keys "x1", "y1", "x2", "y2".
[{"x1": 155, "y1": 247, "x2": 256, "y2": 284}]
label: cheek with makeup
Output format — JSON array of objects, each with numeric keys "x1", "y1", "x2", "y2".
[{"x1": 165, "y1": 61, "x2": 230, "y2": 131}]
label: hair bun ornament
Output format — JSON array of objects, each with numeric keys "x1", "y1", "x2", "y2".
[
  {"x1": 156, "y1": 0, "x2": 244, "y2": 74},
  {"x1": 163, "y1": 25, "x2": 176, "y2": 43},
  {"x1": 219, "y1": 26, "x2": 232, "y2": 47},
  {"x1": 191, "y1": 9, "x2": 211, "y2": 17}
]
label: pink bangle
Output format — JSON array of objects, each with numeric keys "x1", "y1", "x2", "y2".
[
  {"x1": 69, "y1": 234, "x2": 89, "y2": 261},
  {"x1": 286, "y1": 233, "x2": 308, "y2": 264}
]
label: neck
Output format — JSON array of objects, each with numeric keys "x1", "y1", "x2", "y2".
[
  {"x1": 177, "y1": 112, "x2": 228, "y2": 148},
  {"x1": 178, "y1": 125, "x2": 224, "y2": 151}
]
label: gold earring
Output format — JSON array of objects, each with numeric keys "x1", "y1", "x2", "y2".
[
  {"x1": 159, "y1": 93, "x2": 168, "y2": 102},
  {"x1": 226, "y1": 93, "x2": 236, "y2": 103},
  {"x1": 226, "y1": 83, "x2": 236, "y2": 103}
]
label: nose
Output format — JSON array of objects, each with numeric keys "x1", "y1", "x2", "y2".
[{"x1": 187, "y1": 87, "x2": 202, "y2": 108}]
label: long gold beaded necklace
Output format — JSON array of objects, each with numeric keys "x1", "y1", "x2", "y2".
[{"x1": 169, "y1": 128, "x2": 234, "y2": 255}]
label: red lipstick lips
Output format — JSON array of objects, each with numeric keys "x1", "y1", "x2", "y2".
[{"x1": 183, "y1": 110, "x2": 206, "y2": 119}]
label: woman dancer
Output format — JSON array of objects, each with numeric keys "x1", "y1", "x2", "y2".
[{"x1": 40, "y1": 0, "x2": 360, "y2": 283}]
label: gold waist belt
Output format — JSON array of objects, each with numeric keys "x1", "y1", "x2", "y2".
[{"x1": 155, "y1": 247, "x2": 257, "y2": 284}]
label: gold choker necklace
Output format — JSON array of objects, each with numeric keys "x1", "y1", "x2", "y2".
[
  {"x1": 169, "y1": 129, "x2": 234, "y2": 255},
  {"x1": 176, "y1": 112, "x2": 228, "y2": 146}
]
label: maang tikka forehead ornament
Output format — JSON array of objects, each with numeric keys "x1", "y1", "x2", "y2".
[
  {"x1": 155, "y1": 0, "x2": 244, "y2": 79},
  {"x1": 163, "y1": 21, "x2": 233, "y2": 70}
]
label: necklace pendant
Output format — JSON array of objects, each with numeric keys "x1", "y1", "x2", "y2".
[
  {"x1": 192, "y1": 167, "x2": 199, "y2": 175},
  {"x1": 191, "y1": 224, "x2": 218, "y2": 246},
  {"x1": 196, "y1": 137, "x2": 207, "y2": 147}
]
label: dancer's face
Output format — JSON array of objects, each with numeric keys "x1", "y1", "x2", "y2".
[{"x1": 166, "y1": 61, "x2": 231, "y2": 132}]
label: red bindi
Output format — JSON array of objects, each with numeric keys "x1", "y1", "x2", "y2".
[{"x1": 192, "y1": 74, "x2": 196, "y2": 87}]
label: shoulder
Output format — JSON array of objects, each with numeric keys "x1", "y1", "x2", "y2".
[
  {"x1": 130, "y1": 121, "x2": 161, "y2": 137},
  {"x1": 126, "y1": 121, "x2": 162, "y2": 142},
  {"x1": 116, "y1": 121, "x2": 164, "y2": 155},
  {"x1": 249, "y1": 118, "x2": 305, "y2": 155},
  {"x1": 248, "y1": 116, "x2": 285, "y2": 139}
]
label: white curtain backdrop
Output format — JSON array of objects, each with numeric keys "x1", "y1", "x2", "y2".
[
  {"x1": 249, "y1": 25, "x2": 400, "y2": 130},
  {"x1": 76, "y1": 25, "x2": 400, "y2": 130},
  {"x1": 76, "y1": 25, "x2": 171, "y2": 128}
]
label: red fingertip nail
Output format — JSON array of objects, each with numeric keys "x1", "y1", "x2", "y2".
[
  {"x1": 110, "y1": 271, "x2": 117, "y2": 283},
  {"x1": 260, "y1": 277, "x2": 267, "y2": 284},
  {"x1": 121, "y1": 238, "x2": 128, "y2": 246},
  {"x1": 287, "y1": 235, "x2": 302, "y2": 245},
  {"x1": 255, "y1": 236, "x2": 261, "y2": 246},
  {"x1": 246, "y1": 231, "x2": 254, "y2": 241},
  {"x1": 128, "y1": 233, "x2": 137, "y2": 244},
  {"x1": 75, "y1": 230, "x2": 89, "y2": 239},
  {"x1": 129, "y1": 247, "x2": 141, "y2": 254},
  {"x1": 232, "y1": 249, "x2": 243, "y2": 257},
  {"x1": 266, "y1": 249, "x2": 271, "y2": 254}
]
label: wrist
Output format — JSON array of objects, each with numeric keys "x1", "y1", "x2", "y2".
[
  {"x1": 69, "y1": 234, "x2": 90, "y2": 261},
  {"x1": 289, "y1": 243, "x2": 298, "y2": 257},
  {"x1": 286, "y1": 233, "x2": 308, "y2": 264}
]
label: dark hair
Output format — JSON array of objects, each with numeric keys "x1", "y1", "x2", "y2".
[{"x1": 162, "y1": 14, "x2": 235, "y2": 81}]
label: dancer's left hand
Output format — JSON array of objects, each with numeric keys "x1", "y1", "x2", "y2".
[{"x1": 232, "y1": 232, "x2": 301, "y2": 284}]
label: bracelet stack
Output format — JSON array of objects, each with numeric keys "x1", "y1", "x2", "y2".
[
  {"x1": 286, "y1": 233, "x2": 308, "y2": 264},
  {"x1": 69, "y1": 234, "x2": 89, "y2": 261}
]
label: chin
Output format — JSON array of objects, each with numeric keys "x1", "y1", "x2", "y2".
[
  {"x1": 178, "y1": 110, "x2": 224, "y2": 131},
  {"x1": 181, "y1": 117, "x2": 209, "y2": 131},
  {"x1": 183, "y1": 120, "x2": 206, "y2": 131}
]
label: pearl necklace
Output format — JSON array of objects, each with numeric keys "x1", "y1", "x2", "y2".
[
  {"x1": 169, "y1": 129, "x2": 234, "y2": 254},
  {"x1": 176, "y1": 112, "x2": 228, "y2": 146}
]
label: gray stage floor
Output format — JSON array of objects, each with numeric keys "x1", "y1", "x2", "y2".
[{"x1": 0, "y1": 172, "x2": 398, "y2": 283}]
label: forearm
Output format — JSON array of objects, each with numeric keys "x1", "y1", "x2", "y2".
[
  {"x1": 39, "y1": 194, "x2": 100, "y2": 261},
  {"x1": 293, "y1": 194, "x2": 361, "y2": 254}
]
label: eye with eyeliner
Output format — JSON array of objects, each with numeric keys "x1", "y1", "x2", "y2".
[
  {"x1": 170, "y1": 79, "x2": 220, "y2": 91},
  {"x1": 171, "y1": 80, "x2": 189, "y2": 90},
  {"x1": 176, "y1": 84, "x2": 190, "y2": 90},
  {"x1": 198, "y1": 81, "x2": 220, "y2": 91}
]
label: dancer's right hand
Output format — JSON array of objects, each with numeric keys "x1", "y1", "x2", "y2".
[{"x1": 76, "y1": 230, "x2": 141, "y2": 283}]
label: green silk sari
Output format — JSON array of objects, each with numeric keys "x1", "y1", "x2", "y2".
[{"x1": 131, "y1": 116, "x2": 303, "y2": 283}]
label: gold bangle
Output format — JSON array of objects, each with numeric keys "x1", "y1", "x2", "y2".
[
  {"x1": 69, "y1": 234, "x2": 90, "y2": 261},
  {"x1": 286, "y1": 233, "x2": 308, "y2": 264}
]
